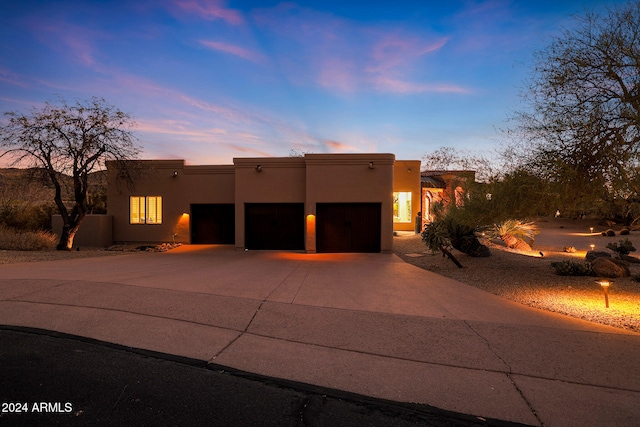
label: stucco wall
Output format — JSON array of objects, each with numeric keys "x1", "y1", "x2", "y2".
[
  {"x1": 233, "y1": 157, "x2": 306, "y2": 250},
  {"x1": 305, "y1": 154, "x2": 395, "y2": 253},
  {"x1": 52, "y1": 214, "x2": 113, "y2": 248},
  {"x1": 106, "y1": 154, "x2": 415, "y2": 253},
  {"x1": 107, "y1": 160, "x2": 235, "y2": 244}
]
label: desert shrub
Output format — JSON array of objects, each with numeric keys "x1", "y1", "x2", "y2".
[
  {"x1": 485, "y1": 219, "x2": 539, "y2": 243},
  {"x1": 602, "y1": 229, "x2": 616, "y2": 236},
  {"x1": 0, "y1": 202, "x2": 57, "y2": 231},
  {"x1": 551, "y1": 261, "x2": 595, "y2": 276},
  {"x1": 0, "y1": 225, "x2": 57, "y2": 251},
  {"x1": 606, "y1": 238, "x2": 636, "y2": 255},
  {"x1": 620, "y1": 227, "x2": 630, "y2": 235}
]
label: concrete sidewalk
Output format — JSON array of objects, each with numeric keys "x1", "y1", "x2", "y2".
[{"x1": 1, "y1": 245, "x2": 639, "y2": 426}]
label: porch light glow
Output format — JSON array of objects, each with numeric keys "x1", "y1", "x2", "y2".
[
  {"x1": 306, "y1": 214, "x2": 316, "y2": 249},
  {"x1": 306, "y1": 214, "x2": 316, "y2": 231}
]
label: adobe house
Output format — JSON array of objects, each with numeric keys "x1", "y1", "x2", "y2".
[
  {"x1": 101, "y1": 154, "x2": 423, "y2": 253},
  {"x1": 420, "y1": 170, "x2": 476, "y2": 229}
]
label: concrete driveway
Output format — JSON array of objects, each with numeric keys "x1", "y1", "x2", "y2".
[{"x1": 1, "y1": 245, "x2": 639, "y2": 426}]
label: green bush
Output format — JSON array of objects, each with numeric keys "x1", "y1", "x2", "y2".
[
  {"x1": 606, "y1": 238, "x2": 636, "y2": 255},
  {"x1": 0, "y1": 225, "x2": 57, "y2": 251},
  {"x1": 550, "y1": 260, "x2": 594, "y2": 276}
]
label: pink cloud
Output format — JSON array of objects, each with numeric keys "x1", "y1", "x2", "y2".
[
  {"x1": 316, "y1": 58, "x2": 357, "y2": 93},
  {"x1": 324, "y1": 140, "x2": 358, "y2": 152},
  {"x1": 368, "y1": 35, "x2": 448, "y2": 73},
  {"x1": 26, "y1": 18, "x2": 102, "y2": 68},
  {"x1": 253, "y1": 4, "x2": 466, "y2": 96},
  {"x1": 199, "y1": 40, "x2": 264, "y2": 63},
  {"x1": 372, "y1": 76, "x2": 471, "y2": 94},
  {"x1": 227, "y1": 144, "x2": 272, "y2": 157},
  {"x1": 173, "y1": 0, "x2": 243, "y2": 25},
  {"x1": 0, "y1": 68, "x2": 29, "y2": 88}
]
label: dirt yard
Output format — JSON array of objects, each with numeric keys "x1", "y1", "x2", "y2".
[{"x1": 393, "y1": 218, "x2": 640, "y2": 332}]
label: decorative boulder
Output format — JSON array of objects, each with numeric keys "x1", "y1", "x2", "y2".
[
  {"x1": 591, "y1": 257, "x2": 630, "y2": 278},
  {"x1": 585, "y1": 251, "x2": 611, "y2": 262}
]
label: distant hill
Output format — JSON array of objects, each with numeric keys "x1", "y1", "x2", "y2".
[{"x1": 0, "y1": 168, "x2": 107, "y2": 209}]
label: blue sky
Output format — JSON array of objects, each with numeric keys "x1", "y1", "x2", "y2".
[{"x1": 0, "y1": 0, "x2": 627, "y2": 166}]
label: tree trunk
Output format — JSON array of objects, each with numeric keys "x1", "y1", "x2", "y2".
[
  {"x1": 56, "y1": 207, "x2": 85, "y2": 250},
  {"x1": 440, "y1": 246, "x2": 464, "y2": 268},
  {"x1": 56, "y1": 221, "x2": 81, "y2": 250}
]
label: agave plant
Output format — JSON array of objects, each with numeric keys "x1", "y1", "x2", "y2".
[{"x1": 485, "y1": 219, "x2": 539, "y2": 251}]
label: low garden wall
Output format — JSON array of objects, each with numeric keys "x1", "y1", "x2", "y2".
[{"x1": 51, "y1": 215, "x2": 113, "y2": 248}]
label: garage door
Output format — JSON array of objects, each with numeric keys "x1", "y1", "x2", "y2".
[
  {"x1": 316, "y1": 203, "x2": 381, "y2": 253},
  {"x1": 245, "y1": 203, "x2": 304, "y2": 250},
  {"x1": 191, "y1": 204, "x2": 235, "y2": 244}
]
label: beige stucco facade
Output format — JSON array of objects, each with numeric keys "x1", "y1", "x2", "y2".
[{"x1": 106, "y1": 153, "x2": 420, "y2": 253}]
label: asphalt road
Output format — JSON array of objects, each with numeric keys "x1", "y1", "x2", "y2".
[{"x1": 0, "y1": 328, "x2": 530, "y2": 427}]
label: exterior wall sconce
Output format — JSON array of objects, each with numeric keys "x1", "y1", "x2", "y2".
[
  {"x1": 255, "y1": 165, "x2": 262, "y2": 172},
  {"x1": 369, "y1": 162, "x2": 375, "y2": 169},
  {"x1": 173, "y1": 171, "x2": 178, "y2": 177}
]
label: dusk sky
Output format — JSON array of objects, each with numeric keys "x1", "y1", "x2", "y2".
[{"x1": 0, "y1": 0, "x2": 628, "y2": 166}]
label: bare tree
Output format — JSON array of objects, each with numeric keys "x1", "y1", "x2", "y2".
[
  {"x1": 511, "y1": 1, "x2": 640, "y2": 218},
  {"x1": 0, "y1": 97, "x2": 141, "y2": 250},
  {"x1": 422, "y1": 146, "x2": 497, "y2": 182}
]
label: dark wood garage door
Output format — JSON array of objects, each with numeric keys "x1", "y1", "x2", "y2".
[
  {"x1": 316, "y1": 203, "x2": 381, "y2": 253},
  {"x1": 245, "y1": 203, "x2": 304, "y2": 250},
  {"x1": 191, "y1": 204, "x2": 235, "y2": 244}
]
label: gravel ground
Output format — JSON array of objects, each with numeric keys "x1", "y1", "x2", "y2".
[{"x1": 394, "y1": 218, "x2": 640, "y2": 332}]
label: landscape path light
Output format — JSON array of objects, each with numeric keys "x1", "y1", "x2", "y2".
[
  {"x1": 590, "y1": 244, "x2": 595, "y2": 251},
  {"x1": 596, "y1": 279, "x2": 611, "y2": 308},
  {"x1": 590, "y1": 227, "x2": 594, "y2": 234}
]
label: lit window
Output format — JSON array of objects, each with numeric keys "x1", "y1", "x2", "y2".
[
  {"x1": 130, "y1": 196, "x2": 163, "y2": 224},
  {"x1": 393, "y1": 192, "x2": 412, "y2": 222}
]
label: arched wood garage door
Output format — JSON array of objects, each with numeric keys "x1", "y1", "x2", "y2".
[
  {"x1": 191, "y1": 204, "x2": 235, "y2": 244},
  {"x1": 245, "y1": 203, "x2": 305, "y2": 250},
  {"x1": 316, "y1": 203, "x2": 381, "y2": 253}
]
